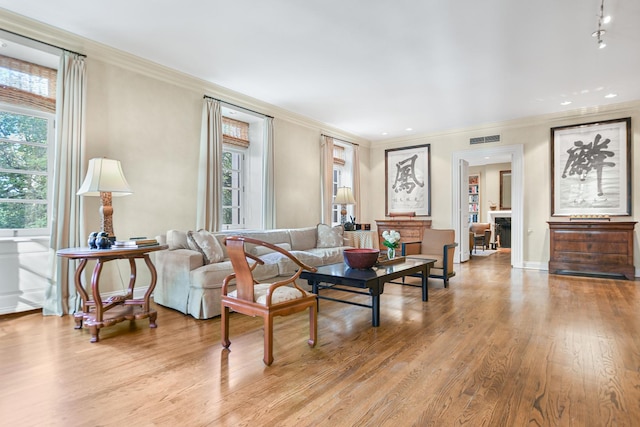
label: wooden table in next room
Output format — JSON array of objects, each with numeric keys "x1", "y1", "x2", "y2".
[
  {"x1": 56, "y1": 245, "x2": 167, "y2": 342},
  {"x1": 300, "y1": 258, "x2": 435, "y2": 327}
]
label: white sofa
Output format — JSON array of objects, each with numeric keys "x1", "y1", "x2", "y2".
[{"x1": 154, "y1": 225, "x2": 350, "y2": 319}]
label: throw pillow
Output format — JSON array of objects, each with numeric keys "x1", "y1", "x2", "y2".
[
  {"x1": 289, "y1": 227, "x2": 317, "y2": 250},
  {"x1": 316, "y1": 223, "x2": 344, "y2": 248},
  {"x1": 187, "y1": 229, "x2": 224, "y2": 264},
  {"x1": 166, "y1": 229, "x2": 189, "y2": 250}
]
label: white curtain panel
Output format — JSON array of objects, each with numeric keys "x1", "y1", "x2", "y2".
[
  {"x1": 197, "y1": 98, "x2": 223, "y2": 231},
  {"x1": 353, "y1": 144, "x2": 361, "y2": 221},
  {"x1": 45, "y1": 52, "x2": 86, "y2": 316},
  {"x1": 320, "y1": 135, "x2": 334, "y2": 224},
  {"x1": 263, "y1": 117, "x2": 276, "y2": 229}
]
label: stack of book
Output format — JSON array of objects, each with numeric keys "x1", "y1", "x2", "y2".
[{"x1": 112, "y1": 237, "x2": 159, "y2": 248}]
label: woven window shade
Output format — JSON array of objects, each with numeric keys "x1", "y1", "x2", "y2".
[
  {"x1": 333, "y1": 145, "x2": 346, "y2": 165},
  {"x1": 222, "y1": 117, "x2": 250, "y2": 148},
  {"x1": 0, "y1": 54, "x2": 57, "y2": 113}
]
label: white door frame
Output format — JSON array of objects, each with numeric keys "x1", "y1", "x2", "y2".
[{"x1": 451, "y1": 144, "x2": 524, "y2": 268}]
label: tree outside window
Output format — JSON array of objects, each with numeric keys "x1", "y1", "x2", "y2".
[
  {"x1": 222, "y1": 149, "x2": 243, "y2": 228},
  {"x1": 0, "y1": 109, "x2": 52, "y2": 233}
]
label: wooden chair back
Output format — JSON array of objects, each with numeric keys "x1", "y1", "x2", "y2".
[{"x1": 220, "y1": 235, "x2": 318, "y2": 365}]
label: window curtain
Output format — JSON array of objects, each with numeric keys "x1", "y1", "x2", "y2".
[
  {"x1": 320, "y1": 135, "x2": 334, "y2": 224},
  {"x1": 353, "y1": 144, "x2": 361, "y2": 220},
  {"x1": 263, "y1": 117, "x2": 276, "y2": 229},
  {"x1": 196, "y1": 98, "x2": 223, "y2": 231},
  {"x1": 45, "y1": 52, "x2": 86, "y2": 316}
]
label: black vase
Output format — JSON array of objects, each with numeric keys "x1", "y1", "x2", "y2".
[{"x1": 88, "y1": 232, "x2": 98, "y2": 249}]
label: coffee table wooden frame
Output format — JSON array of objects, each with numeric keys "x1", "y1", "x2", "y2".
[{"x1": 300, "y1": 258, "x2": 435, "y2": 327}]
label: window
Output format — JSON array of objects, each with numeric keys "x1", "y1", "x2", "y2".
[
  {"x1": 220, "y1": 108, "x2": 266, "y2": 230},
  {"x1": 0, "y1": 54, "x2": 56, "y2": 237},
  {"x1": 331, "y1": 168, "x2": 341, "y2": 224},
  {"x1": 222, "y1": 148, "x2": 243, "y2": 229},
  {"x1": 0, "y1": 107, "x2": 53, "y2": 236},
  {"x1": 331, "y1": 142, "x2": 353, "y2": 226}
]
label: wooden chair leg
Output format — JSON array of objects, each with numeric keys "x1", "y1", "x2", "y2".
[
  {"x1": 263, "y1": 314, "x2": 274, "y2": 366},
  {"x1": 308, "y1": 302, "x2": 317, "y2": 347},
  {"x1": 221, "y1": 305, "x2": 231, "y2": 349}
]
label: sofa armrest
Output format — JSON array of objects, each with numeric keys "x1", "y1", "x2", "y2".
[
  {"x1": 444, "y1": 242, "x2": 458, "y2": 273},
  {"x1": 154, "y1": 248, "x2": 204, "y2": 312}
]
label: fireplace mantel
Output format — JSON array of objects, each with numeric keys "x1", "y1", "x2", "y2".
[{"x1": 488, "y1": 210, "x2": 511, "y2": 246}]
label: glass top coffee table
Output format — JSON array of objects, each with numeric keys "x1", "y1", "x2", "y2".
[{"x1": 299, "y1": 258, "x2": 436, "y2": 327}]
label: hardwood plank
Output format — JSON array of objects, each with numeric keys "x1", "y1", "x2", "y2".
[{"x1": 1, "y1": 250, "x2": 639, "y2": 426}]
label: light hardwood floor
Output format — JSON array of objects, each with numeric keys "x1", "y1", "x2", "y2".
[{"x1": 1, "y1": 251, "x2": 639, "y2": 426}]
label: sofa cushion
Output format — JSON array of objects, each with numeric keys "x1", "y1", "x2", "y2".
[
  {"x1": 251, "y1": 242, "x2": 291, "y2": 256},
  {"x1": 316, "y1": 223, "x2": 344, "y2": 248},
  {"x1": 187, "y1": 229, "x2": 225, "y2": 264},
  {"x1": 307, "y1": 247, "x2": 348, "y2": 265},
  {"x1": 167, "y1": 229, "x2": 189, "y2": 250},
  {"x1": 260, "y1": 250, "x2": 324, "y2": 276},
  {"x1": 228, "y1": 283, "x2": 309, "y2": 305},
  {"x1": 191, "y1": 260, "x2": 279, "y2": 289},
  {"x1": 289, "y1": 226, "x2": 317, "y2": 250}
]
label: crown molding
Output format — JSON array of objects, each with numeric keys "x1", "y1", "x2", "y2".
[{"x1": 372, "y1": 99, "x2": 640, "y2": 147}]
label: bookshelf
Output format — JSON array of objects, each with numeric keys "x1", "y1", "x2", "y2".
[{"x1": 468, "y1": 174, "x2": 479, "y2": 223}]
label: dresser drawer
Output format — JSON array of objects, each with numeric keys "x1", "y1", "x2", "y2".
[{"x1": 548, "y1": 221, "x2": 636, "y2": 280}]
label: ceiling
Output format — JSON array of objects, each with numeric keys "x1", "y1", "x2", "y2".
[{"x1": 1, "y1": 0, "x2": 639, "y2": 142}]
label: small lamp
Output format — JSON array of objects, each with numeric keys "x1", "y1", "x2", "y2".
[
  {"x1": 334, "y1": 186, "x2": 356, "y2": 225},
  {"x1": 77, "y1": 158, "x2": 133, "y2": 242}
]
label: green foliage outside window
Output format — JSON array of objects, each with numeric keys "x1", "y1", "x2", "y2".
[{"x1": 0, "y1": 111, "x2": 49, "y2": 229}]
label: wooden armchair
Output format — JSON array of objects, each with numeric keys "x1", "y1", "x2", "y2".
[
  {"x1": 221, "y1": 236, "x2": 318, "y2": 366},
  {"x1": 401, "y1": 228, "x2": 458, "y2": 288}
]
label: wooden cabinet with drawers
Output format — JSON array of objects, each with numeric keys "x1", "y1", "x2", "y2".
[
  {"x1": 375, "y1": 219, "x2": 432, "y2": 248},
  {"x1": 548, "y1": 221, "x2": 636, "y2": 280}
]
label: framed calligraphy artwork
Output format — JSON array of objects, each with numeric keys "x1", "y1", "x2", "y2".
[
  {"x1": 385, "y1": 144, "x2": 431, "y2": 216},
  {"x1": 551, "y1": 117, "x2": 631, "y2": 216}
]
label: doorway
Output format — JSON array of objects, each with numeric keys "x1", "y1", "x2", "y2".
[{"x1": 452, "y1": 144, "x2": 524, "y2": 269}]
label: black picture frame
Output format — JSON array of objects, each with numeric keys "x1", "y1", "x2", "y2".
[
  {"x1": 385, "y1": 144, "x2": 431, "y2": 216},
  {"x1": 550, "y1": 117, "x2": 632, "y2": 216}
]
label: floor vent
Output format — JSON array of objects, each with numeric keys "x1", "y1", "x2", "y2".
[{"x1": 470, "y1": 134, "x2": 501, "y2": 145}]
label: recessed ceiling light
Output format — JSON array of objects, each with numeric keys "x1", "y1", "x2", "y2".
[
  {"x1": 0, "y1": 40, "x2": 7, "y2": 48},
  {"x1": 405, "y1": 128, "x2": 413, "y2": 131},
  {"x1": 603, "y1": 15, "x2": 612, "y2": 24},
  {"x1": 381, "y1": 132, "x2": 388, "y2": 136},
  {"x1": 604, "y1": 93, "x2": 617, "y2": 98},
  {"x1": 560, "y1": 101, "x2": 572, "y2": 106}
]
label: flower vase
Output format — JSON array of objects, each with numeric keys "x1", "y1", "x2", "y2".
[{"x1": 388, "y1": 247, "x2": 396, "y2": 259}]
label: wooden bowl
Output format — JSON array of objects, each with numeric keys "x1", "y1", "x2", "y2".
[{"x1": 343, "y1": 248, "x2": 380, "y2": 269}]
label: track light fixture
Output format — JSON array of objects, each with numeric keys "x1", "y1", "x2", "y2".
[{"x1": 592, "y1": 0, "x2": 609, "y2": 49}]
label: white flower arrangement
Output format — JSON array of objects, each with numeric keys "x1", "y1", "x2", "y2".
[{"x1": 382, "y1": 230, "x2": 401, "y2": 249}]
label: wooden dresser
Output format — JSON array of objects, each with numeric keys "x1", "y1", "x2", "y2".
[
  {"x1": 375, "y1": 219, "x2": 432, "y2": 248},
  {"x1": 548, "y1": 221, "x2": 636, "y2": 280}
]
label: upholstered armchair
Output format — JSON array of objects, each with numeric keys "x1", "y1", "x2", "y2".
[
  {"x1": 469, "y1": 223, "x2": 491, "y2": 253},
  {"x1": 401, "y1": 228, "x2": 458, "y2": 287}
]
